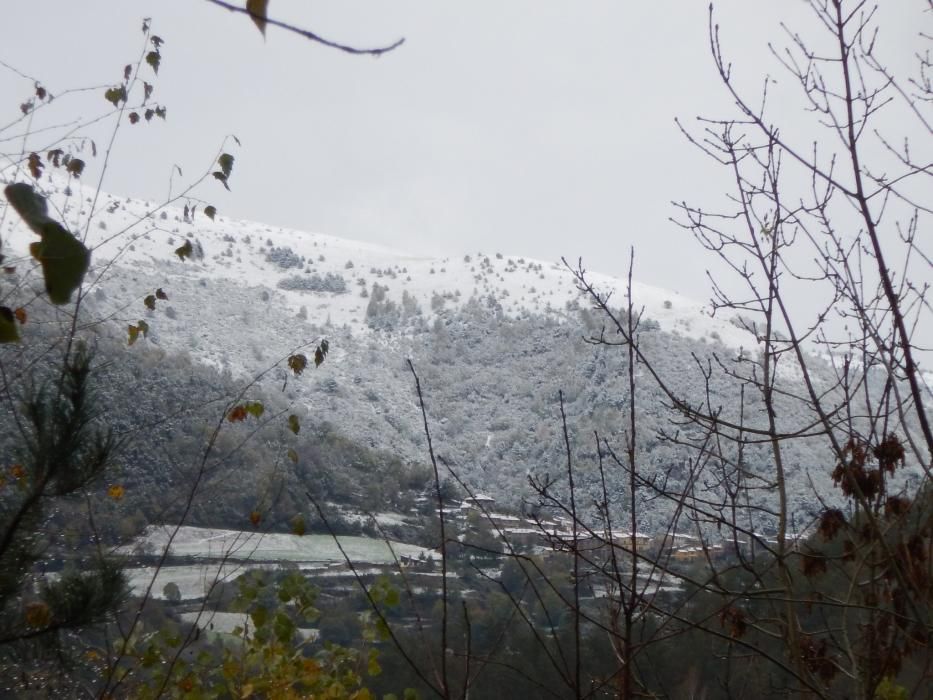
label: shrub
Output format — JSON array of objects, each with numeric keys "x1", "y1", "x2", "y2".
[
  {"x1": 277, "y1": 273, "x2": 348, "y2": 294},
  {"x1": 265, "y1": 246, "x2": 302, "y2": 269}
]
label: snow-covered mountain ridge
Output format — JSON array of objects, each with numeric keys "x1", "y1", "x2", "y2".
[
  {"x1": 1, "y1": 178, "x2": 758, "y2": 360},
  {"x1": 1, "y1": 179, "x2": 898, "y2": 531}
]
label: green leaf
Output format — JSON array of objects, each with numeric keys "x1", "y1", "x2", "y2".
[
  {"x1": 0, "y1": 307, "x2": 20, "y2": 343},
  {"x1": 246, "y1": 0, "x2": 269, "y2": 36},
  {"x1": 376, "y1": 618, "x2": 391, "y2": 641},
  {"x1": 273, "y1": 611, "x2": 295, "y2": 644},
  {"x1": 145, "y1": 50, "x2": 161, "y2": 74},
  {"x1": 244, "y1": 401, "x2": 264, "y2": 418},
  {"x1": 175, "y1": 240, "x2": 193, "y2": 261},
  {"x1": 104, "y1": 86, "x2": 127, "y2": 106},
  {"x1": 137, "y1": 319, "x2": 150, "y2": 337},
  {"x1": 250, "y1": 605, "x2": 268, "y2": 629},
  {"x1": 144, "y1": 294, "x2": 156, "y2": 310},
  {"x1": 290, "y1": 514, "x2": 306, "y2": 536},
  {"x1": 4, "y1": 184, "x2": 90, "y2": 304},
  {"x1": 204, "y1": 205, "x2": 216, "y2": 220},
  {"x1": 127, "y1": 325, "x2": 140, "y2": 346},
  {"x1": 367, "y1": 649, "x2": 382, "y2": 677},
  {"x1": 140, "y1": 643, "x2": 161, "y2": 669},
  {"x1": 287, "y1": 414, "x2": 300, "y2": 435},
  {"x1": 218, "y1": 153, "x2": 234, "y2": 178},
  {"x1": 875, "y1": 677, "x2": 909, "y2": 700},
  {"x1": 384, "y1": 586, "x2": 400, "y2": 607}
]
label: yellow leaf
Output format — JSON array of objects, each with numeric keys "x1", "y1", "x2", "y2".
[
  {"x1": 301, "y1": 658, "x2": 321, "y2": 683},
  {"x1": 108, "y1": 484, "x2": 125, "y2": 500},
  {"x1": 246, "y1": 0, "x2": 269, "y2": 36},
  {"x1": 288, "y1": 354, "x2": 307, "y2": 376},
  {"x1": 25, "y1": 601, "x2": 51, "y2": 628}
]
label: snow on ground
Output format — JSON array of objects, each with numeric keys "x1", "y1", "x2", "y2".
[
  {"x1": 120, "y1": 524, "x2": 437, "y2": 601},
  {"x1": 334, "y1": 509, "x2": 413, "y2": 528},
  {"x1": 124, "y1": 562, "x2": 254, "y2": 600},
  {"x1": 123, "y1": 525, "x2": 435, "y2": 565},
  {"x1": 1, "y1": 176, "x2": 760, "y2": 358},
  {"x1": 178, "y1": 611, "x2": 319, "y2": 640}
]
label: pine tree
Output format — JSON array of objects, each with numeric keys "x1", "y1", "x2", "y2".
[{"x1": 0, "y1": 345, "x2": 126, "y2": 655}]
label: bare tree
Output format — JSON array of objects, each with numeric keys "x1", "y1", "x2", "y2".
[
  {"x1": 558, "y1": 1, "x2": 932, "y2": 696},
  {"x1": 362, "y1": 2, "x2": 931, "y2": 698}
]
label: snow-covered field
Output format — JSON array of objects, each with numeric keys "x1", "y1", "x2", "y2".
[
  {"x1": 123, "y1": 525, "x2": 434, "y2": 565},
  {"x1": 120, "y1": 525, "x2": 436, "y2": 600},
  {"x1": 124, "y1": 562, "x2": 253, "y2": 600},
  {"x1": 178, "y1": 611, "x2": 319, "y2": 640}
]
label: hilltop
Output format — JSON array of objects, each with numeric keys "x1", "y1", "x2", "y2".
[{"x1": 1, "y1": 177, "x2": 905, "y2": 534}]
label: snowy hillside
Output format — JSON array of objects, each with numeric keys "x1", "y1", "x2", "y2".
[
  {"x1": 2, "y1": 176, "x2": 909, "y2": 531},
  {"x1": 1, "y1": 176, "x2": 759, "y2": 371}
]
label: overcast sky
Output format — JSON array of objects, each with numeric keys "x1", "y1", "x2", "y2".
[{"x1": 0, "y1": 1, "x2": 926, "y2": 310}]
